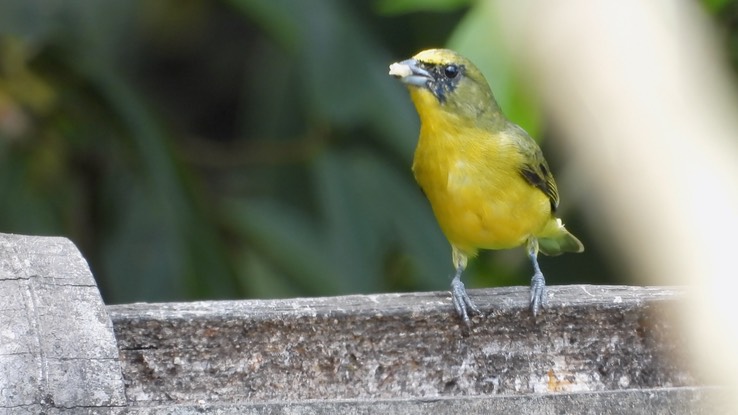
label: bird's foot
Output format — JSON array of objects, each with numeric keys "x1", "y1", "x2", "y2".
[
  {"x1": 530, "y1": 271, "x2": 546, "y2": 316},
  {"x1": 451, "y1": 275, "x2": 481, "y2": 326}
]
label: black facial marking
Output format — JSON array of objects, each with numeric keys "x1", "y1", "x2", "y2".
[{"x1": 419, "y1": 62, "x2": 466, "y2": 104}]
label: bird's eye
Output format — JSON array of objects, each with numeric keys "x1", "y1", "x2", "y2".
[{"x1": 444, "y1": 64, "x2": 459, "y2": 79}]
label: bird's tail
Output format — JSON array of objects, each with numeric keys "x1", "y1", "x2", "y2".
[{"x1": 537, "y1": 218, "x2": 584, "y2": 256}]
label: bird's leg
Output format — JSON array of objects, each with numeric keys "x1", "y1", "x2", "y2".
[
  {"x1": 527, "y1": 238, "x2": 545, "y2": 316},
  {"x1": 450, "y1": 247, "x2": 480, "y2": 325},
  {"x1": 451, "y1": 266, "x2": 481, "y2": 326}
]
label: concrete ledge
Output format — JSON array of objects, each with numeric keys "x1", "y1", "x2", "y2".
[
  {"x1": 0, "y1": 233, "x2": 723, "y2": 413},
  {"x1": 110, "y1": 285, "x2": 694, "y2": 407},
  {"x1": 122, "y1": 387, "x2": 726, "y2": 415},
  {"x1": 0, "y1": 233, "x2": 126, "y2": 412}
]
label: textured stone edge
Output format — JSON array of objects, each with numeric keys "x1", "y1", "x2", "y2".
[
  {"x1": 0, "y1": 233, "x2": 126, "y2": 409},
  {"x1": 109, "y1": 285, "x2": 699, "y2": 405},
  {"x1": 8, "y1": 387, "x2": 724, "y2": 415}
]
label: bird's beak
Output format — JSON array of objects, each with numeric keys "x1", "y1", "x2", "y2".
[{"x1": 389, "y1": 59, "x2": 432, "y2": 87}]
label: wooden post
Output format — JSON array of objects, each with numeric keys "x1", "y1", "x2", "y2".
[{"x1": 0, "y1": 233, "x2": 725, "y2": 414}]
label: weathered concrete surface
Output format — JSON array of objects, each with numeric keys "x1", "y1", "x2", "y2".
[
  {"x1": 110, "y1": 285, "x2": 697, "y2": 408},
  {"x1": 174, "y1": 388, "x2": 728, "y2": 415},
  {"x1": 0, "y1": 233, "x2": 126, "y2": 412},
  {"x1": 0, "y1": 232, "x2": 723, "y2": 413},
  {"x1": 0, "y1": 387, "x2": 727, "y2": 414},
  {"x1": 130, "y1": 387, "x2": 731, "y2": 415}
]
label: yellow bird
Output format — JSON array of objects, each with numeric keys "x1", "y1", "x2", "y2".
[{"x1": 389, "y1": 49, "x2": 583, "y2": 324}]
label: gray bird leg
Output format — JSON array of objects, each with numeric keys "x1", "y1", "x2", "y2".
[
  {"x1": 450, "y1": 264, "x2": 481, "y2": 326},
  {"x1": 528, "y1": 238, "x2": 546, "y2": 316}
]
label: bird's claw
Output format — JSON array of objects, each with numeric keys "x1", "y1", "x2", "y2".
[
  {"x1": 451, "y1": 277, "x2": 481, "y2": 326},
  {"x1": 530, "y1": 271, "x2": 546, "y2": 316}
]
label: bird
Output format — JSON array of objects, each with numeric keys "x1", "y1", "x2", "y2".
[{"x1": 389, "y1": 48, "x2": 583, "y2": 325}]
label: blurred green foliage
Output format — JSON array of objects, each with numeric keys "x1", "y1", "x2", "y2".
[{"x1": 5, "y1": 0, "x2": 731, "y2": 304}]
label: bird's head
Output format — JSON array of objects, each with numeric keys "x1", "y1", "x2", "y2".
[{"x1": 389, "y1": 48, "x2": 502, "y2": 124}]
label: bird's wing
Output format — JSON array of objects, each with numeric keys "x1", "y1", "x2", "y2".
[{"x1": 511, "y1": 126, "x2": 560, "y2": 213}]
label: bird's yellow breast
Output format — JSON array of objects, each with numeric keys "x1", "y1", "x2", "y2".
[{"x1": 411, "y1": 97, "x2": 552, "y2": 257}]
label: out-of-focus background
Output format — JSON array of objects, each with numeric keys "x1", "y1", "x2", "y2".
[{"x1": 0, "y1": 0, "x2": 734, "y2": 305}]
